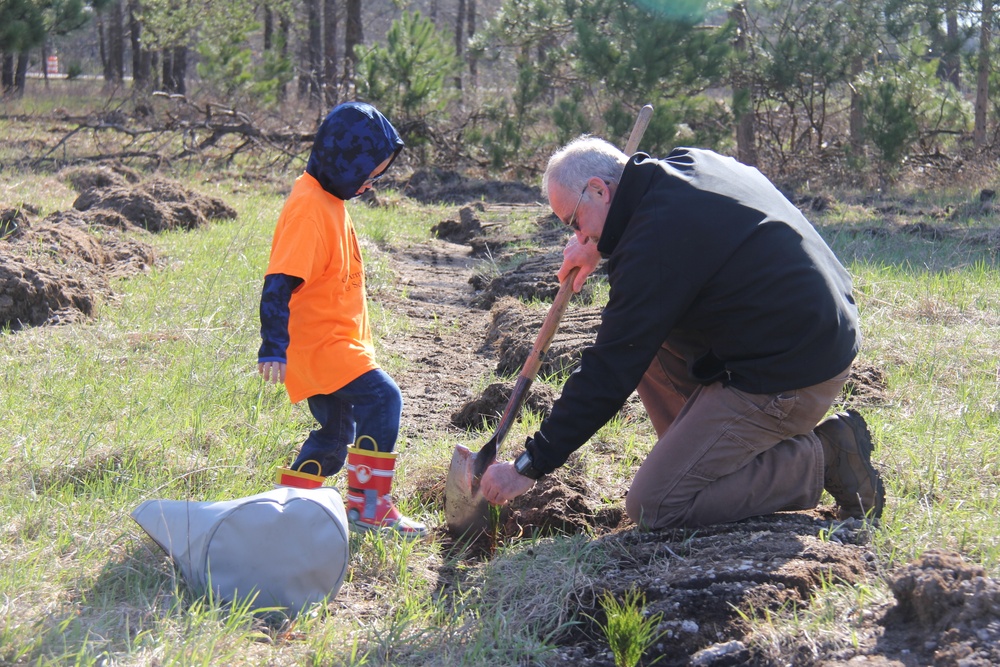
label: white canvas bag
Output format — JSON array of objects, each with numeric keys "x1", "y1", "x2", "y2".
[{"x1": 132, "y1": 486, "x2": 349, "y2": 615}]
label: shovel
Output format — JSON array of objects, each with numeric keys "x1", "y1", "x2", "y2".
[
  {"x1": 444, "y1": 266, "x2": 579, "y2": 537},
  {"x1": 444, "y1": 105, "x2": 654, "y2": 537}
]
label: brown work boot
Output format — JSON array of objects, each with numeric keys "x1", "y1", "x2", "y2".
[{"x1": 814, "y1": 409, "x2": 886, "y2": 520}]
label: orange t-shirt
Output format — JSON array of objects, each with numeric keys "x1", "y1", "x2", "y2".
[{"x1": 265, "y1": 172, "x2": 377, "y2": 403}]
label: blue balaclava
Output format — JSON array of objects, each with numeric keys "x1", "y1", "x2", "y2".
[{"x1": 305, "y1": 102, "x2": 404, "y2": 200}]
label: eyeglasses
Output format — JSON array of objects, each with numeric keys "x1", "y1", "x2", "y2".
[
  {"x1": 362, "y1": 170, "x2": 386, "y2": 187},
  {"x1": 564, "y1": 185, "x2": 588, "y2": 231}
]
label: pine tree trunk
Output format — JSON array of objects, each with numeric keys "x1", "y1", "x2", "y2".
[
  {"x1": 279, "y1": 12, "x2": 290, "y2": 102},
  {"x1": 343, "y1": 0, "x2": 362, "y2": 95},
  {"x1": 944, "y1": 4, "x2": 960, "y2": 88},
  {"x1": 107, "y1": 1, "x2": 125, "y2": 87},
  {"x1": 98, "y1": 15, "x2": 110, "y2": 81},
  {"x1": 162, "y1": 46, "x2": 187, "y2": 94},
  {"x1": 2, "y1": 55, "x2": 14, "y2": 96},
  {"x1": 162, "y1": 48, "x2": 173, "y2": 93},
  {"x1": 174, "y1": 47, "x2": 187, "y2": 94},
  {"x1": 974, "y1": 0, "x2": 993, "y2": 147},
  {"x1": 455, "y1": 0, "x2": 466, "y2": 90},
  {"x1": 849, "y1": 55, "x2": 864, "y2": 153},
  {"x1": 305, "y1": 0, "x2": 322, "y2": 104},
  {"x1": 323, "y1": 0, "x2": 339, "y2": 107},
  {"x1": 42, "y1": 39, "x2": 50, "y2": 88},
  {"x1": 129, "y1": 1, "x2": 151, "y2": 90},
  {"x1": 14, "y1": 51, "x2": 28, "y2": 96},
  {"x1": 264, "y1": 5, "x2": 273, "y2": 50},
  {"x1": 731, "y1": 2, "x2": 757, "y2": 166},
  {"x1": 467, "y1": 0, "x2": 477, "y2": 89}
]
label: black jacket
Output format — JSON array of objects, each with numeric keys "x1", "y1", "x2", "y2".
[{"x1": 528, "y1": 148, "x2": 860, "y2": 473}]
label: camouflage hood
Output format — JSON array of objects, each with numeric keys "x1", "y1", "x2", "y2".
[{"x1": 305, "y1": 101, "x2": 404, "y2": 200}]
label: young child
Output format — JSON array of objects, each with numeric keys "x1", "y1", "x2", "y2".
[{"x1": 257, "y1": 101, "x2": 426, "y2": 538}]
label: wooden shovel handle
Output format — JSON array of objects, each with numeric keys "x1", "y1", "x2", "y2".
[
  {"x1": 625, "y1": 105, "x2": 653, "y2": 155},
  {"x1": 518, "y1": 267, "x2": 579, "y2": 382},
  {"x1": 472, "y1": 268, "x2": 579, "y2": 477}
]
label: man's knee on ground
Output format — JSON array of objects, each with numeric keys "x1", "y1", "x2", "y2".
[{"x1": 625, "y1": 489, "x2": 690, "y2": 530}]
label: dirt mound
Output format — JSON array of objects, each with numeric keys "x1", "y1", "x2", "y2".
[
  {"x1": 73, "y1": 177, "x2": 237, "y2": 232},
  {"x1": 468, "y1": 219, "x2": 602, "y2": 308},
  {"x1": 0, "y1": 250, "x2": 94, "y2": 328},
  {"x1": 60, "y1": 163, "x2": 141, "y2": 193},
  {"x1": 514, "y1": 510, "x2": 878, "y2": 666},
  {"x1": 400, "y1": 168, "x2": 542, "y2": 204},
  {"x1": 0, "y1": 209, "x2": 157, "y2": 330},
  {"x1": 482, "y1": 296, "x2": 600, "y2": 377},
  {"x1": 503, "y1": 469, "x2": 625, "y2": 537},
  {"x1": 450, "y1": 381, "x2": 559, "y2": 430},
  {"x1": 431, "y1": 205, "x2": 484, "y2": 243},
  {"x1": 883, "y1": 549, "x2": 1000, "y2": 665},
  {"x1": 844, "y1": 361, "x2": 891, "y2": 406},
  {"x1": 1, "y1": 175, "x2": 233, "y2": 331}
]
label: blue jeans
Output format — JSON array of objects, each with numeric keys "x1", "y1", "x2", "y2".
[{"x1": 290, "y1": 368, "x2": 402, "y2": 478}]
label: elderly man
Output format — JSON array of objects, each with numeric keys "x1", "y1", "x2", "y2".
[{"x1": 479, "y1": 137, "x2": 885, "y2": 529}]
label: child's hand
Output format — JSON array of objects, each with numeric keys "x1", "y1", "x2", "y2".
[{"x1": 258, "y1": 361, "x2": 287, "y2": 384}]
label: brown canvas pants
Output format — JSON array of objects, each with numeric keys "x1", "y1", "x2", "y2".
[{"x1": 628, "y1": 338, "x2": 850, "y2": 529}]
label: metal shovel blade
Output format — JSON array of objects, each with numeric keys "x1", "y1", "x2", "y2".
[
  {"x1": 443, "y1": 269, "x2": 577, "y2": 538},
  {"x1": 444, "y1": 441, "x2": 495, "y2": 537}
]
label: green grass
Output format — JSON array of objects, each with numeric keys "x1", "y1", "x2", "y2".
[
  {"x1": 3, "y1": 166, "x2": 1000, "y2": 664},
  {"x1": 819, "y1": 219, "x2": 1000, "y2": 570}
]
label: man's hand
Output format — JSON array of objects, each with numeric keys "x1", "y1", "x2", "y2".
[
  {"x1": 258, "y1": 360, "x2": 287, "y2": 384},
  {"x1": 558, "y1": 236, "x2": 601, "y2": 292},
  {"x1": 480, "y1": 461, "x2": 536, "y2": 505}
]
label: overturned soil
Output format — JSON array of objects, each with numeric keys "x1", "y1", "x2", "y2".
[
  {"x1": 9, "y1": 169, "x2": 1000, "y2": 665},
  {"x1": 0, "y1": 165, "x2": 236, "y2": 330},
  {"x1": 383, "y1": 196, "x2": 1000, "y2": 666}
]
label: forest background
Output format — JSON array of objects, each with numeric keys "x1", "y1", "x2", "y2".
[{"x1": 3, "y1": 0, "x2": 1000, "y2": 186}]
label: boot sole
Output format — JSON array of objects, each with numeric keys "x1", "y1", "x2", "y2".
[
  {"x1": 838, "y1": 409, "x2": 886, "y2": 520},
  {"x1": 348, "y1": 515, "x2": 428, "y2": 540}
]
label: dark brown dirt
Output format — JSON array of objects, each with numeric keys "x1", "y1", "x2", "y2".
[
  {"x1": 385, "y1": 196, "x2": 1000, "y2": 666},
  {"x1": 450, "y1": 380, "x2": 559, "y2": 430},
  {"x1": 0, "y1": 171, "x2": 233, "y2": 330},
  {"x1": 72, "y1": 176, "x2": 237, "y2": 232},
  {"x1": 393, "y1": 167, "x2": 542, "y2": 205}
]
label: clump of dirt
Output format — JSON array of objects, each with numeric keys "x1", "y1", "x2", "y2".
[
  {"x1": 883, "y1": 549, "x2": 1000, "y2": 665},
  {"x1": 843, "y1": 360, "x2": 890, "y2": 406},
  {"x1": 450, "y1": 381, "x2": 558, "y2": 430},
  {"x1": 399, "y1": 168, "x2": 541, "y2": 204},
  {"x1": 0, "y1": 209, "x2": 158, "y2": 330},
  {"x1": 471, "y1": 252, "x2": 566, "y2": 309},
  {"x1": 502, "y1": 470, "x2": 624, "y2": 538},
  {"x1": 530, "y1": 510, "x2": 878, "y2": 666},
  {"x1": 73, "y1": 177, "x2": 237, "y2": 232},
  {"x1": 0, "y1": 206, "x2": 32, "y2": 240},
  {"x1": 468, "y1": 216, "x2": 602, "y2": 309},
  {"x1": 483, "y1": 296, "x2": 600, "y2": 377},
  {"x1": 0, "y1": 251, "x2": 94, "y2": 328},
  {"x1": 60, "y1": 163, "x2": 141, "y2": 193},
  {"x1": 431, "y1": 205, "x2": 484, "y2": 243}
]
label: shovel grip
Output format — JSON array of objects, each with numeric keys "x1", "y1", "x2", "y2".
[{"x1": 625, "y1": 105, "x2": 653, "y2": 155}]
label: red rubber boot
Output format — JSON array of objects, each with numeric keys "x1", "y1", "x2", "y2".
[
  {"x1": 275, "y1": 460, "x2": 326, "y2": 489},
  {"x1": 346, "y1": 446, "x2": 427, "y2": 539}
]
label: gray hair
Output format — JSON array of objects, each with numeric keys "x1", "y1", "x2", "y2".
[{"x1": 542, "y1": 135, "x2": 629, "y2": 194}]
